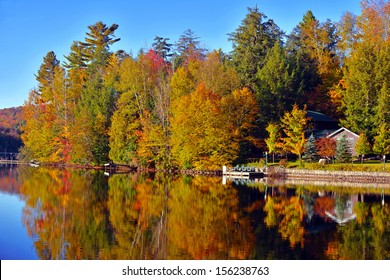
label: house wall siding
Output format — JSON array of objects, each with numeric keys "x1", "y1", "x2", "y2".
[{"x1": 328, "y1": 130, "x2": 359, "y2": 156}]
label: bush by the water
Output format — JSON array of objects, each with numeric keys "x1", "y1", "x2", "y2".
[{"x1": 279, "y1": 159, "x2": 288, "y2": 168}]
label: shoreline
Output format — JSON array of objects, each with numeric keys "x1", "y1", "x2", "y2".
[
  {"x1": 265, "y1": 166, "x2": 390, "y2": 184},
  {"x1": 2, "y1": 161, "x2": 390, "y2": 184}
]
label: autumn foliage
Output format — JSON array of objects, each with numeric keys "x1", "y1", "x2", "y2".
[
  {"x1": 18, "y1": 1, "x2": 390, "y2": 167},
  {"x1": 0, "y1": 107, "x2": 23, "y2": 153},
  {"x1": 316, "y1": 137, "x2": 337, "y2": 160}
]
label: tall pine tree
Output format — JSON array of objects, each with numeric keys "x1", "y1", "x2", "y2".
[
  {"x1": 256, "y1": 42, "x2": 295, "y2": 125},
  {"x1": 72, "y1": 22, "x2": 120, "y2": 164},
  {"x1": 229, "y1": 6, "x2": 283, "y2": 89}
]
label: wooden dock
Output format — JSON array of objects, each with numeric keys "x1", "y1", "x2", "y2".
[
  {"x1": 222, "y1": 166, "x2": 264, "y2": 179},
  {"x1": 103, "y1": 162, "x2": 136, "y2": 175},
  {"x1": 0, "y1": 159, "x2": 28, "y2": 165}
]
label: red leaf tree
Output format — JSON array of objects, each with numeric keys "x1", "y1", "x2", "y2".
[{"x1": 316, "y1": 137, "x2": 337, "y2": 162}]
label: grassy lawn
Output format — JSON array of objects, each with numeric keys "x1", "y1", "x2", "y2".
[{"x1": 247, "y1": 159, "x2": 390, "y2": 172}]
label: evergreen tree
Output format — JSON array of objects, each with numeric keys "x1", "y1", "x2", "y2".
[
  {"x1": 286, "y1": 11, "x2": 341, "y2": 115},
  {"x1": 287, "y1": 46, "x2": 319, "y2": 110},
  {"x1": 174, "y1": 29, "x2": 206, "y2": 68},
  {"x1": 63, "y1": 41, "x2": 88, "y2": 69},
  {"x1": 81, "y1": 21, "x2": 120, "y2": 64},
  {"x1": 229, "y1": 6, "x2": 283, "y2": 89},
  {"x1": 256, "y1": 42, "x2": 295, "y2": 125},
  {"x1": 35, "y1": 51, "x2": 60, "y2": 99},
  {"x1": 72, "y1": 22, "x2": 120, "y2": 164},
  {"x1": 152, "y1": 36, "x2": 173, "y2": 63},
  {"x1": 109, "y1": 90, "x2": 140, "y2": 165},
  {"x1": 335, "y1": 134, "x2": 352, "y2": 163},
  {"x1": 303, "y1": 133, "x2": 319, "y2": 162}
]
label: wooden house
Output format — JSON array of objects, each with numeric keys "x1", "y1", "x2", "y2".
[{"x1": 326, "y1": 127, "x2": 360, "y2": 156}]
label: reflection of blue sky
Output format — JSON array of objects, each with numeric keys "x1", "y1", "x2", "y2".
[{"x1": 0, "y1": 192, "x2": 38, "y2": 260}]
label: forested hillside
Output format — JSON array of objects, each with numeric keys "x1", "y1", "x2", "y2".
[
  {"x1": 21, "y1": 1, "x2": 390, "y2": 169},
  {"x1": 0, "y1": 106, "x2": 23, "y2": 153}
]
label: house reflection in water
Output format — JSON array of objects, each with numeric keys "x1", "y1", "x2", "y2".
[{"x1": 325, "y1": 194, "x2": 359, "y2": 224}]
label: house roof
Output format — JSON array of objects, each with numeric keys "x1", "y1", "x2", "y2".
[
  {"x1": 325, "y1": 211, "x2": 356, "y2": 224},
  {"x1": 312, "y1": 129, "x2": 339, "y2": 139},
  {"x1": 326, "y1": 127, "x2": 359, "y2": 139},
  {"x1": 307, "y1": 110, "x2": 338, "y2": 123}
]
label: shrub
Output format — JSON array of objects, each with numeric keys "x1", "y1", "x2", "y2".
[
  {"x1": 258, "y1": 158, "x2": 266, "y2": 167},
  {"x1": 278, "y1": 159, "x2": 288, "y2": 168}
]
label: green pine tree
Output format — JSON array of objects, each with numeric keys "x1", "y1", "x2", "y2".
[
  {"x1": 303, "y1": 133, "x2": 319, "y2": 162},
  {"x1": 286, "y1": 10, "x2": 340, "y2": 115},
  {"x1": 35, "y1": 51, "x2": 60, "y2": 99},
  {"x1": 256, "y1": 42, "x2": 295, "y2": 125},
  {"x1": 152, "y1": 36, "x2": 173, "y2": 62},
  {"x1": 174, "y1": 29, "x2": 206, "y2": 67},
  {"x1": 228, "y1": 6, "x2": 283, "y2": 89},
  {"x1": 63, "y1": 41, "x2": 88, "y2": 69},
  {"x1": 336, "y1": 134, "x2": 352, "y2": 163},
  {"x1": 71, "y1": 22, "x2": 120, "y2": 164}
]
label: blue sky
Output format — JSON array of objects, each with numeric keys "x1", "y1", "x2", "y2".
[{"x1": 0, "y1": 0, "x2": 361, "y2": 109}]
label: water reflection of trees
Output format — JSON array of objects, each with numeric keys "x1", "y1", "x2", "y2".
[
  {"x1": 0, "y1": 166, "x2": 23, "y2": 194},
  {"x1": 261, "y1": 185, "x2": 390, "y2": 259},
  {"x1": 19, "y1": 168, "x2": 254, "y2": 259},
  {"x1": 20, "y1": 167, "x2": 112, "y2": 259},
  {"x1": 326, "y1": 203, "x2": 390, "y2": 260},
  {"x1": 14, "y1": 167, "x2": 390, "y2": 259},
  {"x1": 167, "y1": 176, "x2": 255, "y2": 259},
  {"x1": 104, "y1": 174, "x2": 255, "y2": 260},
  {"x1": 263, "y1": 196, "x2": 305, "y2": 248}
]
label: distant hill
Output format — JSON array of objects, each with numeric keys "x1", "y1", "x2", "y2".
[{"x1": 0, "y1": 106, "x2": 24, "y2": 154}]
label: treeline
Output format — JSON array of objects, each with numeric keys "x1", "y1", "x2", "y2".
[
  {"x1": 0, "y1": 107, "x2": 23, "y2": 153},
  {"x1": 21, "y1": 1, "x2": 390, "y2": 169}
]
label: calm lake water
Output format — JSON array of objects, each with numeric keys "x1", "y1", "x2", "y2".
[{"x1": 0, "y1": 165, "x2": 389, "y2": 260}]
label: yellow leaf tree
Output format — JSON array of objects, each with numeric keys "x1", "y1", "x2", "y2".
[
  {"x1": 280, "y1": 104, "x2": 309, "y2": 165},
  {"x1": 170, "y1": 83, "x2": 239, "y2": 170}
]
